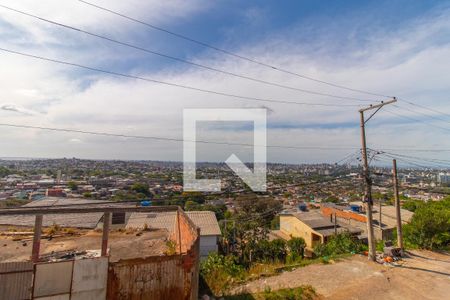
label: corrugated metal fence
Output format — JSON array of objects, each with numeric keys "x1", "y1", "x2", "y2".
[
  {"x1": 0, "y1": 261, "x2": 33, "y2": 299},
  {"x1": 0, "y1": 209, "x2": 200, "y2": 300},
  {"x1": 0, "y1": 257, "x2": 108, "y2": 300}
]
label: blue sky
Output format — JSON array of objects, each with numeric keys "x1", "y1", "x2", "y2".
[{"x1": 0, "y1": 0, "x2": 449, "y2": 165}]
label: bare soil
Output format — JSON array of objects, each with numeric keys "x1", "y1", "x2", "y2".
[
  {"x1": 231, "y1": 250, "x2": 450, "y2": 300},
  {"x1": 0, "y1": 228, "x2": 169, "y2": 262}
]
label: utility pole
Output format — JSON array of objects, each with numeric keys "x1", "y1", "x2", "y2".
[
  {"x1": 101, "y1": 212, "x2": 110, "y2": 257},
  {"x1": 334, "y1": 212, "x2": 337, "y2": 235},
  {"x1": 392, "y1": 159, "x2": 404, "y2": 254},
  {"x1": 379, "y1": 199, "x2": 382, "y2": 228},
  {"x1": 359, "y1": 98, "x2": 397, "y2": 261}
]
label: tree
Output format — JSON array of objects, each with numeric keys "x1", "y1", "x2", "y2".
[
  {"x1": 323, "y1": 195, "x2": 339, "y2": 203},
  {"x1": 314, "y1": 232, "x2": 364, "y2": 257},
  {"x1": 253, "y1": 239, "x2": 287, "y2": 263},
  {"x1": 270, "y1": 215, "x2": 280, "y2": 230},
  {"x1": 0, "y1": 166, "x2": 11, "y2": 178},
  {"x1": 184, "y1": 200, "x2": 200, "y2": 211},
  {"x1": 402, "y1": 199, "x2": 423, "y2": 212},
  {"x1": 181, "y1": 191, "x2": 205, "y2": 204},
  {"x1": 130, "y1": 182, "x2": 150, "y2": 196},
  {"x1": 403, "y1": 197, "x2": 450, "y2": 249},
  {"x1": 231, "y1": 193, "x2": 283, "y2": 266},
  {"x1": 287, "y1": 237, "x2": 306, "y2": 259},
  {"x1": 268, "y1": 239, "x2": 287, "y2": 262},
  {"x1": 67, "y1": 181, "x2": 78, "y2": 191}
]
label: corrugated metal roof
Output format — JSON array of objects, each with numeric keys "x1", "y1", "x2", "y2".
[
  {"x1": 0, "y1": 212, "x2": 103, "y2": 228},
  {"x1": 126, "y1": 212, "x2": 177, "y2": 232},
  {"x1": 0, "y1": 198, "x2": 108, "y2": 228},
  {"x1": 186, "y1": 211, "x2": 221, "y2": 236},
  {"x1": 126, "y1": 211, "x2": 221, "y2": 236},
  {"x1": 24, "y1": 197, "x2": 108, "y2": 207}
]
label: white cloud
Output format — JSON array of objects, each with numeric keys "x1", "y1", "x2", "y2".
[
  {"x1": 0, "y1": 103, "x2": 39, "y2": 115},
  {"x1": 0, "y1": 2, "x2": 449, "y2": 163},
  {"x1": 69, "y1": 138, "x2": 82, "y2": 143}
]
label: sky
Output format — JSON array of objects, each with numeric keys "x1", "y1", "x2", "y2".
[{"x1": 0, "y1": 0, "x2": 449, "y2": 166}]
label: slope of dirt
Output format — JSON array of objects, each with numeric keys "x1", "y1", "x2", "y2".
[{"x1": 230, "y1": 250, "x2": 450, "y2": 300}]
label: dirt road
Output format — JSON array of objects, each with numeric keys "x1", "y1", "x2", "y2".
[{"x1": 231, "y1": 250, "x2": 450, "y2": 299}]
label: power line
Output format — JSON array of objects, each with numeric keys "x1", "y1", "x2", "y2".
[
  {"x1": 375, "y1": 150, "x2": 450, "y2": 165},
  {"x1": 1, "y1": 122, "x2": 449, "y2": 154},
  {"x1": 77, "y1": 1, "x2": 450, "y2": 120},
  {"x1": 377, "y1": 153, "x2": 448, "y2": 169},
  {"x1": 392, "y1": 104, "x2": 450, "y2": 124},
  {"x1": 383, "y1": 108, "x2": 450, "y2": 132},
  {"x1": 373, "y1": 150, "x2": 450, "y2": 168},
  {"x1": 0, "y1": 4, "x2": 375, "y2": 103},
  {"x1": 398, "y1": 98, "x2": 450, "y2": 119},
  {"x1": 0, "y1": 122, "x2": 360, "y2": 150},
  {"x1": 0, "y1": 47, "x2": 362, "y2": 108},
  {"x1": 4, "y1": 2, "x2": 448, "y2": 123},
  {"x1": 77, "y1": 0, "x2": 391, "y2": 99}
]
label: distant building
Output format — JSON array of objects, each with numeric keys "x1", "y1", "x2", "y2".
[
  {"x1": 46, "y1": 188, "x2": 66, "y2": 197},
  {"x1": 437, "y1": 173, "x2": 450, "y2": 185}
]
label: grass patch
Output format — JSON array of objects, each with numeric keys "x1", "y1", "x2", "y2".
[{"x1": 201, "y1": 253, "x2": 354, "y2": 296}]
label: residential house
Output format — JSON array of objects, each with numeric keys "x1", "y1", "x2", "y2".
[{"x1": 278, "y1": 210, "x2": 361, "y2": 250}]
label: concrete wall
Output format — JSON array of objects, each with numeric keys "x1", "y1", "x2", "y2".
[
  {"x1": 280, "y1": 215, "x2": 316, "y2": 248},
  {"x1": 199, "y1": 235, "x2": 218, "y2": 258}
]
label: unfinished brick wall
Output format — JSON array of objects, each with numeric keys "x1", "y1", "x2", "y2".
[
  {"x1": 108, "y1": 208, "x2": 200, "y2": 300},
  {"x1": 321, "y1": 206, "x2": 367, "y2": 223},
  {"x1": 170, "y1": 209, "x2": 199, "y2": 253}
]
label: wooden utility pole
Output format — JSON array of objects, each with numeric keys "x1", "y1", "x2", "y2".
[
  {"x1": 379, "y1": 199, "x2": 382, "y2": 228},
  {"x1": 359, "y1": 98, "x2": 397, "y2": 261},
  {"x1": 31, "y1": 214, "x2": 43, "y2": 263},
  {"x1": 392, "y1": 159, "x2": 404, "y2": 253},
  {"x1": 334, "y1": 213, "x2": 337, "y2": 235}
]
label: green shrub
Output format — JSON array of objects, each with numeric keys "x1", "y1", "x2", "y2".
[
  {"x1": 254, "y1": 239, "x2": 287, "y2": 263},
  {"x1": 403, "y1": 197, "x2": 450, "y2": 249},
  {"x1": 287, "y1": 237, "x2": 306, "y2": 259},
  {"x1": 314, "y1": 232, "x2": 364, "y2": 257},
  {"x1": 201, "y1": 253, "x2": 245, "y2": 295}
]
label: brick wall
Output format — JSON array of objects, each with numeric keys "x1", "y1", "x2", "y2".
[{"x1": 108, "y1": 208, "x2": 200, "y2": 300}]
